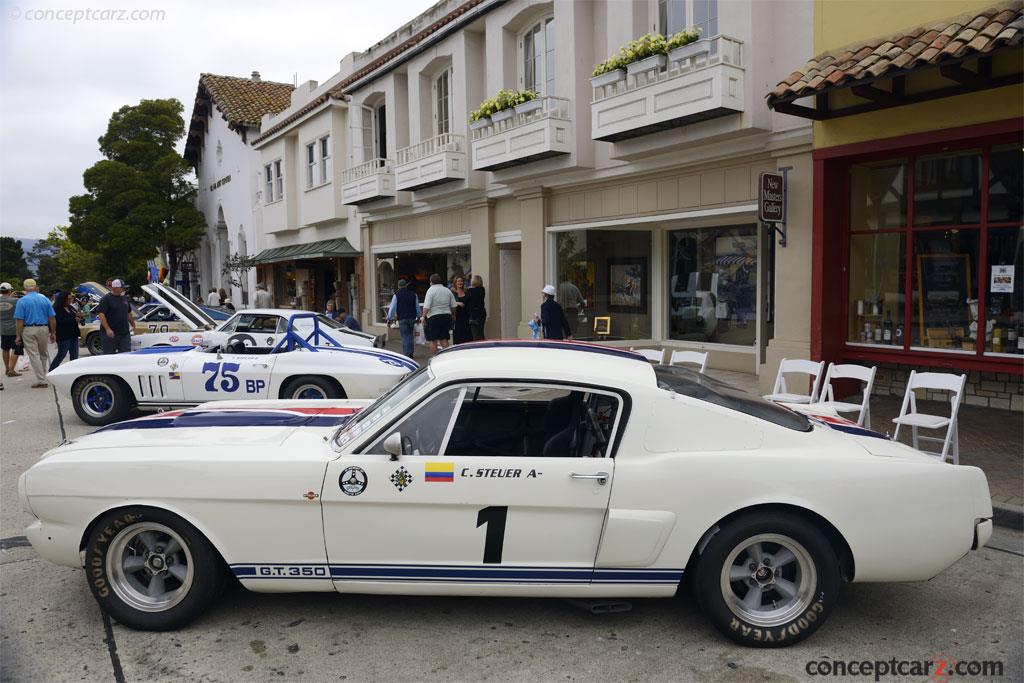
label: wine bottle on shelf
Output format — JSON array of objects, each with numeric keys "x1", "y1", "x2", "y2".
[
  {"x1": 894, "y1": 321, "x2": 903, "y2": 345},
  {"x1": 883, "y1": 310, "x2": 893, "y2": 344}
]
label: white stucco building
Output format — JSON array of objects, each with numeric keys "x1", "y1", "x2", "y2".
[{"x1": 184, "y1": 72, "x2": 294, "y2": 307}]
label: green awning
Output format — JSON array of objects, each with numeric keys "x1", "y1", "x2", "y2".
[{"x1": 254, "y1": 237, "x2": 360, "y2": 264}]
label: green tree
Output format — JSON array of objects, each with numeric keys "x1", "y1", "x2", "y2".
[
  {"x1": 222, "y1": 252, "x2": 258, "y2": 289},
  {"x1": 0, "y1": 236, "x2": 32, "y2": 287},
  {"x1": 30, "y1": 226, "x2": 103, "y2": 291},
  {"x1": 68, "y1": 99, "x2": 206, "y2": 288}
]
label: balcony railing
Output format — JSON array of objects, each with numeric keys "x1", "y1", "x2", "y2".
[
  {"x1": 396, "y1": 133, "x2": 465, "y2": 165},
  {"x1": 341, "y1": 158, "x2": 396, "y2": 205},
  {"x1": 471, "y1": 96, "x2": 573, "y2": 171},
  {"x1": 591, "y1": 35, "x2": 745, "y2": 142},
  {"x1": 395, "y1": 134, "x2": 468, "y2": 192}
]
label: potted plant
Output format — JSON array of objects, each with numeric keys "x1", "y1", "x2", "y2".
[
  {"x1": 667, "y1": 29, "x2": 705, "y2": 66},
  {"x1": 469, "y1": 116, "x2": 491, "y2": 131},
  {"x1": 591, "y1": 29, "x2": 703, "y2": 82},
  {"x1": 514, "y1": 91, "x2": 543, "y2": 115},
  {"x1": 471, "y1": 89, "x2": 538, "y2": 124},
  {"x1": 591, "y1": 56, "x2": 626, "y2": 88}
]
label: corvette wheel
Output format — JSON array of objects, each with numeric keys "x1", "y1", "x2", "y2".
[
  {"x1": 85, "y1": 507, "x2": 224, "y2": 631},
  {"x1": 86, "y1": 332, "x2": 102, "y2": 356},
  {"x1": 281, "y1": 376, "x2": 340, "y2": 400},
  {"x1": 72, "y1": 376, "x2": 131, "y2": 426},
  {"x1": 694, "y1": 512, "x2": 839, "y2": 647}
]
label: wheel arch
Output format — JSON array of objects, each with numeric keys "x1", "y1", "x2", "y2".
[
  {"x1": 277, "y1": 374, "x2": 347, "y2": 400},
  {"x1": 684, "y1": 503, "x2": 855, "y2": 583},
  {"x1": 72, "y1": 373, "x2": 138, "y2": 406}
]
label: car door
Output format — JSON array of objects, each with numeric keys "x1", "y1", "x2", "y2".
[
  {"x1": 321, "y1": 381, "x2": 624, "y2": 588},
  {"x1": 177, "y1": 350, "x2": 277, "y2": 401}
]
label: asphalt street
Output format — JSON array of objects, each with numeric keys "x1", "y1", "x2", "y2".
[{"x1": 1, "y1": 366, "x2": 1022, "y2": 682}]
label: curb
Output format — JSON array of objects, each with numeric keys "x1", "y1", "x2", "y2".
[{"x1": 993, "y1": 503, "x2": 1023, "y2": 530}]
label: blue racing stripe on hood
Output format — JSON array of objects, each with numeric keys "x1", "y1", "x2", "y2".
[
  {"x1": 130, "y1": 346, "x2": 195, "y2": 355},
  {"x1": 96, "y1": 410, "x2": 354, "y2": 432},
  {"x1": 312, "y1": 346, "x2": 418, "y2": 371}
]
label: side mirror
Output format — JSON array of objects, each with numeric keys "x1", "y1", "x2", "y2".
[{"x1": 383, "y1": 432, "x2": 403, "y2": 460}]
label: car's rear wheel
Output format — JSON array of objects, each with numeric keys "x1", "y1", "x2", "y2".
[
  {"x1": 72, "y1": 376, "x2": 132, "y2": 426},
  {"x1": 694, "y1": 512, "x2": 839, "y2": 647},
  {"x1": 281, "y1": 376, "x2": 342, "y2": 400},
  {"x1": 86, "y1": 332, "x2": 102, "y2": 356},
  {"x1": 84, "y1": 507, "x2": 224, "y2": 630}
]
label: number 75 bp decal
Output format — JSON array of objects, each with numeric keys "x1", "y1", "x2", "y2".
[{"x1": 201, "y1": 362, "x2": 267, "y2": 394}]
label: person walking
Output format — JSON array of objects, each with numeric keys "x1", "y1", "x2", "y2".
[
  {"x1": 13, "y1": 278, "x2": 56, "y2": 387},
  {"x1": 206, "y1": 288, "x2": 220, "y2": 306},
  {"x1": 422, "y1": 273, "x2": 456, "y2": 356},
  {"x1": 1, "y1": 282, "x2": 21, "y2": 378},
  {"x1": 386, "y1": 279, "x2": 422, "y2": 359},
  {"x1": 450, "y1": 276, "x2": 472, "y2": 345},
  {"x1": 95, "y1": 279, "x2": 134, "y2": 354},
  {"x1": 253, "y1": 282, "x2": 272, "y2": 309},
  {"x1": 48, "y1": 291, "x2": 82, "y2": 370},
  {"x1": 465, "y1": 275, "x2": 487, "y2": 341},
  {"x1": 540, "y1": 284, "x2": 572, "y2": 341}
]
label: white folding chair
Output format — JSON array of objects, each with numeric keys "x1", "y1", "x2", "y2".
[
  {"x1": 763, "y1": 358, "x2": 826, "y2": 404},
  {"x1": 815, "y1": 363, "x2": 877, "y2": 428},
  {"x1": 669, "y1": 350, "x2": 709, "y2": 374},
  {"x1": 892, "y1": 371, "x2": 966, "y2": 464},
  {"x1": 630, "y1": 347, "x2": 665, "y2": 364}
]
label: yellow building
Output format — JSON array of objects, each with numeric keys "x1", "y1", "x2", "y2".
[{"x1": 768, "y1": 0, "x2": 1023, "y2": 410}]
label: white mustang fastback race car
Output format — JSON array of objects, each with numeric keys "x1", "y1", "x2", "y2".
[
  {"x1": 21, "y1": 342, "x2": 992, "y2": 646},
  {"x1": 47, "y1": 312, "x2": 416, "y2": 426}
]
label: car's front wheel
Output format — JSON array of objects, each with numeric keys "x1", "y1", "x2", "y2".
[
  {"x1": 72, "y1": 376, "x2": 132, "y2": 426},
  {"x1": 84, "y1": 507, "x2": 225, "y2": 630},
  {"x1": 281, "y1": 375, "x2": 342, "y2": 400},
  {"x1": 694, "y1": 512, "x2": 839, "y2": 647},
  {"x1": 86, "y1": 332, "x2": 102, "y2": 356}
]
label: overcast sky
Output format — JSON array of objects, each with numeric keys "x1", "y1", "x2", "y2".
[{"x1": 0, "y1": 0, "x2": 434, "y2": 241}]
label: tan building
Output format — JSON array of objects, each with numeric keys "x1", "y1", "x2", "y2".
[{"x1": 254, "y1": 0, "x2": 816, "y2": 385}]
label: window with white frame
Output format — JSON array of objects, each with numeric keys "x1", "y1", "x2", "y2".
[
  {"x1": 433, "y1": 68, "x2": 452, "y2": 137},
  {"x1": 273, "y1": 159, "x2": 283, "y2": 200},
  {"x1": 319, "y1": 135, "x2": 331, "y2": 184},
  {"x1": 658, "y1": 0, "x2": 717, "y2": 39},
  {"x1": 306, "y1": 142, "x2": 316, "y2": 188},
  {"x1": 264, "y1": 164, "x2": 274, "y2": 203},
  {"x1": 521, "y1": 16, "x2": 554, "y2": 96}
]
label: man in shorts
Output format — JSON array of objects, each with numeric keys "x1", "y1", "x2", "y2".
[
  {"x1": 421, "y1": 273, "x2": 456, "y2": 356},
  {"x1": 0, "y1": 282, "x2": 20, "y2": 377}
]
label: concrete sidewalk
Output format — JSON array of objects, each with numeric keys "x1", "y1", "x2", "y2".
[{"x1": 392, "y1": 338, "x2": 1023, "y2": 526}]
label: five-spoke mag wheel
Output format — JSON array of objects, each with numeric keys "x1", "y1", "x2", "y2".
[{"x1": 107, "y1": 522, "x2": 194, "y2": 613}]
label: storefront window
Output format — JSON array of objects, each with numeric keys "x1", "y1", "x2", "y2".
[
  {"x1": 374, "y1": 246, "x2": 471, "y2": 322},
  {"x1": 849, "y1": 160, "x2": 906, "y2": 229},
  {"x1": 848, "y1": 233, "x2": 905, "y2": 346},
  {"x1": 667, "y1": 225, "x2": 757, "y2": 345},
  {"x1": 985, "y1": 227, "x2": 1023, "y2": 355},
  {"x1": 913, "y1": 149, "x2": 982, "y2": 226},
  {"x1": 554, "y1": 230, "x2": 651, "y2": 340},
  {"x1": 910, "y1": 230, "x2": 979, "y2": 351},
  {"x1": 989, "y1": 144, "x2": 1023, "y2": 223}
]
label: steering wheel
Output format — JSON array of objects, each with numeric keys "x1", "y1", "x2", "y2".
[{"x1": 227, "y1": 333, "x2": 257, "y2": 350}]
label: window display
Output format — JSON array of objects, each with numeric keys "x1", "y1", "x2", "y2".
[
  {"x1": 847, "y1": 233, "x2": 904, "y2": 346},
  {"x1": 985, "y1": 227, "x2": 1023, "y2": 355},
  {"x1": 375, "y1": 246, "x2": 471, "y2": 323},
  {"x1": 555, "y1": 230, "x2": 651, "y2": 340},
  {"x1": 849, "y1": 160, "x2": 906, "y2": 230},
  {"x1": 910, "y1": 231, "x2": 978, "y2": 351},
  {"x1": 668, "y1": 225, "x2": 757, "y2": 346}
]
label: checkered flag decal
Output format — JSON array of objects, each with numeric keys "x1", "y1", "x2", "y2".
[{"x1": 390, "y1": 466, "x2": 413, "y2": 492}]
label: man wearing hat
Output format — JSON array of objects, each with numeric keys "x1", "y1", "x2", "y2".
[
  {"x1": 253, "y1": 282, "x2": 272, "y2": 309},
  {"x1": 13, "y1": 278, "x2": 56, "y2": 387},
  {"x1": 540, "y1": 284, "x2": 573, "y2": 341},
  {"x1": 0, "y1": 282, "x2": 21, "y2": 378},
  {"x1": 385, "y1": 278, "x2": 422, "y2": 359},
  {"x1": 95, "y1": 278, "x2": 134, "y2": 354}
]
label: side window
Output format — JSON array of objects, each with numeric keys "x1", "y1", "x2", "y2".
[
  {"x1": 275, "y1": 317, "x2": 288, "y2": 333},
  {"x1": 445, "y1": 384, "x2": 620, "y2": 458},
  {"x1": 365, "y1": 388, "x2": 463, "y2": 456},
  {"x1": 219, "y1": 315, "x2": 240, "y2": 333}
]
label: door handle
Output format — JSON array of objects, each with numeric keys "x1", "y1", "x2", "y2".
[{"x1": 570, "y1": 471, "x2": 609, "y2": 485}]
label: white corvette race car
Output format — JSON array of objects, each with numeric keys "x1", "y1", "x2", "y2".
[
  {"x1": 47, "y1": 312, "x2": 416, "y2": 426},
  {"x1": 21, "y1": 341, "x2": 992, "y2": 645},
  {"x1": 128, "y1": 283, "x2": 382, "y2": 352}
]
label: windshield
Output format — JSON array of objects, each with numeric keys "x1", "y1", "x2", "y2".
[
  {"x1": 653, "y1": 365, "x2": 811, "y2": 432},
  {"x1": 332, "y1": 366, "x2": 433, "y2": 449}
]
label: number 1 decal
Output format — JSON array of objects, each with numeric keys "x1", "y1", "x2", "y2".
[{"x1": 476, "y1": 506, "x2": 508, "y2": 564}]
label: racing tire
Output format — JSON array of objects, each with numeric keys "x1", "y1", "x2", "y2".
[
  {"x1": 72, "y1": 375, "x2": 133, "y2": 426},
  {"x1": 693, "y1": 512, "x2": 839, "y2": 648},
  {"x1": 86, "y1": 332, "x2": 103, "y2": 356},
  {"x1": 280, "y1": 375, "x2": 342, "y2": 400},
  {"x1": 84, "y1": 507, "x2": 225, "y2": 631}
]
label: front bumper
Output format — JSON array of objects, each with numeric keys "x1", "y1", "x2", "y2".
[{"x1": 973, "y1": 518, "x2": 993, "y2": 550}]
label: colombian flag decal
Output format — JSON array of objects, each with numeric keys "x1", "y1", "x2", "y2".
[{"x1": 425, "y1": 461, "x2": 455, "y2": 483}]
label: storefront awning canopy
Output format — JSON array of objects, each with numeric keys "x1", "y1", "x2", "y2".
[
  {"x1": 766, "y1": 2, "x2": 1023, "y2": 120},
  {"x1": 254, "y1": 238, "x2": 360, "y2": 264}
]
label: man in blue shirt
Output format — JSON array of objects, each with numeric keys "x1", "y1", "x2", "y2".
[
  {"x1": 337, "y1": 307, "x2": 362, "y2": 332},
  {"x1": 385, "y1": 279, "x2": 422, "y2": 358},
  {"x1": 14, "y1": 278, "x2": 56, "y2": 387}
]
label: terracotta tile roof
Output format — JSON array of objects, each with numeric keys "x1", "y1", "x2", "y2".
[
  {"x1": 184, "y1": 73, "x2": 294, "y2": 165},
  {"x1": 251, "y1": 0, "x2": 488, "y2": 145},
  {"x1": 767, "y1": 1, "x2": 1023, "y2": 106}
]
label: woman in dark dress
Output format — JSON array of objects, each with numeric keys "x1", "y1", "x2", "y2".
[
  {"x1": 466, "y1": 275, "x2": 487, "y2": 341},
  {"x1": 450, "y1": 275, "x2": 472, "y2": 344},
  {"x1": 49, "y1": 291, "x2": 82, "y2": 371}
]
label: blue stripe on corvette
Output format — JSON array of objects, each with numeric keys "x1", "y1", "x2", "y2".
[
  {"x1": 96, "y1": 411, "x2": 354, "y2": 432},
  {"x1": 229, "y1": 563, "x2": 684, "y2": 584},
  {"x1": 130, "y1": 346, "x2": 195, "y2": 354},
  {"x1": 312, "y1": 346, "x2": 418, "y2": 371}
]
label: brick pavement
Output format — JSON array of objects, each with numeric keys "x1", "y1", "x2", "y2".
[{"x1": 385, "y1": 338, "x2": 1023, "y2": 509}]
